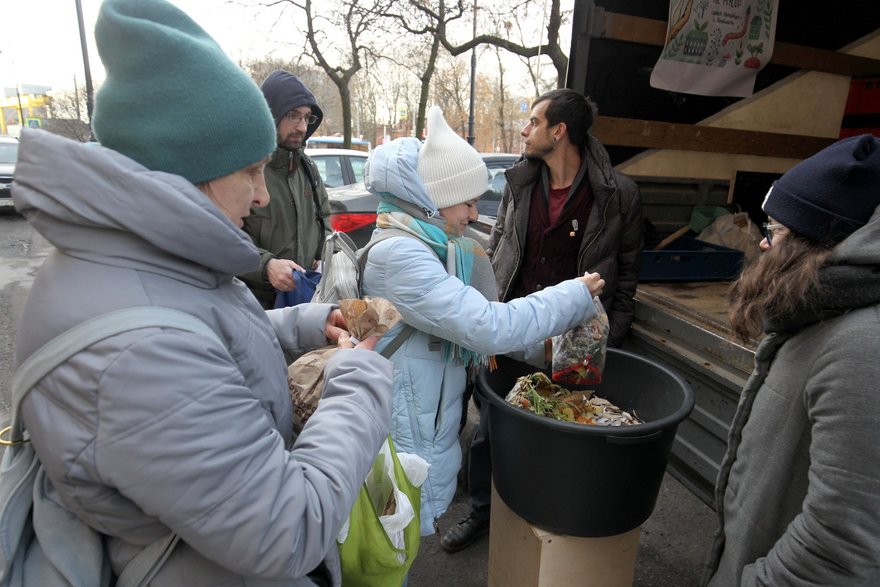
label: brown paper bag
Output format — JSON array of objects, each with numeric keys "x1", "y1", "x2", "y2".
[{"x1": 288, "y1": 298, "x2": 402, "y2": 433}]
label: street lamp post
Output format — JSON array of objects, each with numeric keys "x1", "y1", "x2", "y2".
[
  {"x1": 74, "y1": 0, "x2": 95, "y2": 124},
  {"x1": 14, "y1": 85, "x2": 25, "y2": 129},
  {"x1": 466, "y1": 0, "x2": 477, "y2": 146},
  {"x1": 0, "y1": 50, "x2": 27, "y2": 132}
]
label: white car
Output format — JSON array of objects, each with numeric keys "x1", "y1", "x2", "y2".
[
  {"x1": 305, "y1": 148, "x2": 369, "y2": 189},
  {"x1": 0, "y1": 136, "x2": 20, "y2": 213}
]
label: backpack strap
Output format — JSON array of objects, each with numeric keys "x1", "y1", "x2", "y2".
[
  {"x1": 378, "y1": 324, "x2": 415, "y2": 359},
  {"x1": 5, "y1": 307, "x2": 221, "y2": 587},
  {"x1": 358, "y1": 230, "x2": 443, "y2": 358},
  {"x1": 116, "y1": 532, "x2": 181, "y2": 587},
  {"x1": 356, "y1": 228, "x2": 442, "y2": 296},
  {"x1": 8, "y1": 307, "x2": 221, "y2": 444}
]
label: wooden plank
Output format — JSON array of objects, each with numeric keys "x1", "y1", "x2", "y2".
[
  {"x1": 600, "y1": 11, "x2": 880, "y2": 77},
  {"x1": 772, "y1": 42, "x2": 880, "y2": 77},
  {"x1": 602, "y1": 11, "x2": 666, "y2": 46},
  {"x1": 592, "y1": 115, "x2": 836, "y2": 159}
]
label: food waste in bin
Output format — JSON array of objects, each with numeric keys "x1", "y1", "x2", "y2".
[{"x1": 505, "y1": 372, "x2": 643, "y2": 426}]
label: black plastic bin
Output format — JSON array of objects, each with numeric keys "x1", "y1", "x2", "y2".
[{"x1": 476, "y1": 349, "x2": 694, "y2": 537}]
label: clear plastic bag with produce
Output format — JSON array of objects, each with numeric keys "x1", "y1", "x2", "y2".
[{"x1": 551, "y1": 296, "x2": 609, "y2": 385}]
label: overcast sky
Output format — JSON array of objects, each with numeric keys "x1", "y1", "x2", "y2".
[
  {"x1": 3, "y1": 0, "x2": 572, "y2": 95},
  {"x1": 1, "y1": 0, "x2": 295, "y2": 91}
]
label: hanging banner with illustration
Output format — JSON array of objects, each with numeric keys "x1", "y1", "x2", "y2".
[{"x1": 650, "y1": 0, "x2": 779, "y2": 98}]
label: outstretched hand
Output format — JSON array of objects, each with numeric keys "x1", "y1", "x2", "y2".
[{"x1": 577, "y1": 271, "x2": 605, "y2": 297}]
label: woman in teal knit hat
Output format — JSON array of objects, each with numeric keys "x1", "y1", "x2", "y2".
[{"x1": 10, "y1": 0, "x2": 393, "y2": 585}]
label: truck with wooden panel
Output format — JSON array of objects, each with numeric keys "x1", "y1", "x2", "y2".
[{"x1": 565, "y1": 0, "x2": 880, "y2": 506}]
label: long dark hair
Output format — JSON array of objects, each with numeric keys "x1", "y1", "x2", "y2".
[{"x1": 728, "y1": 233, "x2": 834, "y2": 342}]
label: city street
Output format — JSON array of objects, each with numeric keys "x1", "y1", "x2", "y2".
[
  {"x1": 0, "y1": 212, "x2": 53, "y2": 420},
  {"x1": 0, "y1": 212, "x2": 717, "y2": 586}
]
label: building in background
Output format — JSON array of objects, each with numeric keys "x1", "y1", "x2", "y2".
[{"x1": 1, "y1": 85, "x2": 51, "y2": 137}]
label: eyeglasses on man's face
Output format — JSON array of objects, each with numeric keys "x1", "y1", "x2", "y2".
[
  {"x1": 762, "y1": 222, "x2": 785, "y2": 245},
  {"x1": 286, "y1": 112, "x2": 319, "y2": 125}
]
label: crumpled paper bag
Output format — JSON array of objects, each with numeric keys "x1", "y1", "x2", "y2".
[{"x1": 288, "y1": 297, "x2": 402, "y2": 433}]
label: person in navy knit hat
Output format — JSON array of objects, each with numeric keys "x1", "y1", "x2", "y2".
[
  {"x1": 762, "y1": 133, "x2": 880, "y2": 245},
  {"x1": 703, "y1": 134, "x2": 880, "y2": 586}
]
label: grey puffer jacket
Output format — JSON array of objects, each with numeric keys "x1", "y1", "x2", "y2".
[
  {"x1": 487, "y1": 135, "x2": 643, "y2": 346},
  {"x1": 703, "y1": 205, "x2": 880, "y2": 586},
  {"x1": 11, "y1": 129, "x2": 393, "y2": 587}
]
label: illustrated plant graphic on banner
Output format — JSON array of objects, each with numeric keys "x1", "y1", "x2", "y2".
[{"x1": 650, "y1": 0, "x2": 779, "y2": 98}]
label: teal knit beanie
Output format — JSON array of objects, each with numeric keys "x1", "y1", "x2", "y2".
[{"x1": 92, "y1": 0, "x2": 276, "y2": 184}]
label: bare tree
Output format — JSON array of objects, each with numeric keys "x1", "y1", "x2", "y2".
[
  {"x1": 45, "y1": 90, "x2": 91, "y2": 142},
  {"x1": 412, "y1": 0, "x2": 570, "y2": 89},
  {"x1": 378, "y1": 0, "x2": 468, "y2": 138},
  {"x1": 493, "y1": 47, "x2": 514, "y2": 152},
  {"x1": 260, "y1": 0, "x2": 394, "y2": 149}
]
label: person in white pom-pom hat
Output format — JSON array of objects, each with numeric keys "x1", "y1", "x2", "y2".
[{"x1": 360, "y1": 105, "x2": 605, "y2": 541}]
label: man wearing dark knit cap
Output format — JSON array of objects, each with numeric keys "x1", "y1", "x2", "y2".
[{"x1": 240, "y1": 71, "x2": 331, "y2": 310}]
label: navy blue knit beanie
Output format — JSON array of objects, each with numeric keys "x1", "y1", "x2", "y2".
[
  {"x1": 763, "y1": 134, "x2": 880, "y2": 244},
  {"x1": 92, "y1": 0, "x2": 276, "y2": 184}
]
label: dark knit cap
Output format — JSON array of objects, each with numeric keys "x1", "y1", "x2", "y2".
[
  {"x1": 92, "y1": 0, "x2": 276, "y2": 184},
  {"x1": 763, "y1": 134, "x2": 880, "y2": 244},
  {"x1": 260, "y1": 70, "x2": 324, "y2": 142}
]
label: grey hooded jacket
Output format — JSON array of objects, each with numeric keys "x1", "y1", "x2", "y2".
[
  {"x1": 11, "y1": 129, "x2": 392, "y2": 587},
  {"x1": 703, "y1": 205, "x2": 880, "y2": 586},
  {"x1": 487, "y1": 135, "x2": 643, "y2": 346}
]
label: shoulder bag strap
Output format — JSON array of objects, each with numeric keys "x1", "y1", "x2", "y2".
[
  {"x1": 301, "y1": 158, "x2": 328, "y2": 254},
  {"x1": 9, "y1": 306, "x2": 220, "y2": 443}
]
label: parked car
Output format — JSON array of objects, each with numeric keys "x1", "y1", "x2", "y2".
[
  {"x1": 327, "y1": 152, "x2": 519, "y2": 247},
  {"x1": 479, "y1": 153, "x2": 520, "y2": 217},
  {"x1": 305, "y1": 148, "x2": 369, "y2": 189},
  {"x1": 306, "y1": 136, "x2": 371, "y2": 152},
  {"x1": 0, "y1": 136, "x2": 20, "y2": 214}
]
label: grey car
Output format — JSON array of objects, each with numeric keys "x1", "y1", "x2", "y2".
[
  {"x1": 0, "y1": 136, "x2": 20, "y2": 214},
  {"x1": 327, "y1": 152, "x2": 519, "y2": 247},
  {"x1": 305, "y1": 148, "x2": 369, "y2": 189}
]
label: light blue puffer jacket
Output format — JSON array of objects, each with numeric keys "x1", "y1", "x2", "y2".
[{"x1": 361, "y1": 138, "x2": 597, "y2": 534}]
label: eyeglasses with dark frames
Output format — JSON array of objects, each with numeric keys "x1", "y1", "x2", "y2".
[
  {"x1": 762, "y1": 222, "x2": 785, "y2": 245},
  {"x1": 286, "y1": 112, "x2": 319, "y2": 125}
]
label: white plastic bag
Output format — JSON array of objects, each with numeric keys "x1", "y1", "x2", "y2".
[
  {"x1": 697, "y1": 212, "x2": 764, "y2": 266},
  {"x1": 337, "y1": 439, "x2": 429, "y2": 554}
]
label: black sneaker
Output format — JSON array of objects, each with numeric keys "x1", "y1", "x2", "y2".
[{"x1": 440, "y1": 512, "x2": 490, "y2": 553}]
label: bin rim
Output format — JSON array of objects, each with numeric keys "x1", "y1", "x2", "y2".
[{"x1": 476, "y1": 348, "x2": 695, "y2": 437}]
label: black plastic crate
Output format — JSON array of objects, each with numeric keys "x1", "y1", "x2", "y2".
[{"x1": 639, "y1": 236, "x2": 744, "y2": 282}]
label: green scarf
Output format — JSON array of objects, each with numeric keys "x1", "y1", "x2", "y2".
[{"x1": 376, "y1": 197, "x2": 498, "y2": 367}]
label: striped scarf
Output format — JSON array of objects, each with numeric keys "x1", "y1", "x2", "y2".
[{"x1": 376, "y1": 198, "x2": 498, "y2": 367}]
